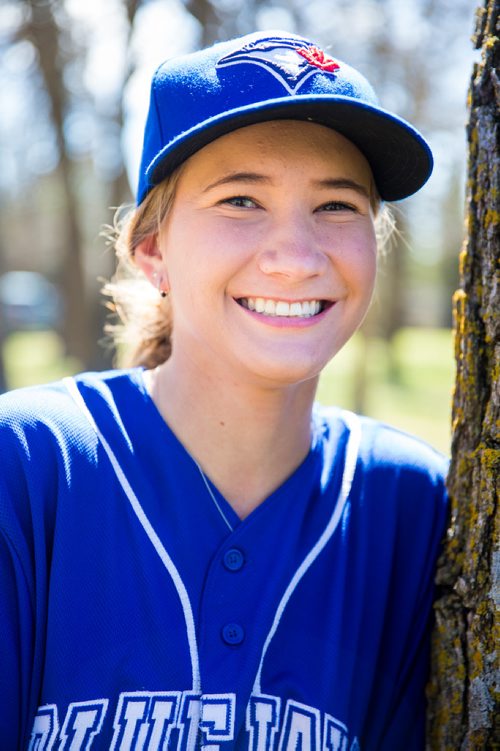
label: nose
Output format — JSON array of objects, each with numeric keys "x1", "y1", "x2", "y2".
[{"x1": 257, "y1": 215, "x2": 328, "y2": 281}]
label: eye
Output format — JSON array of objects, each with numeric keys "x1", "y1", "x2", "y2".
[
  {"x1": 221, "y1": 195, "x2": 259, "y2": 209},
  {"x1": 317, "y1": 200, "x2": 357, "y2": 213}
]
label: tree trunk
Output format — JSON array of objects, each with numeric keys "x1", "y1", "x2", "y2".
[
  {"x1": 184, "y1": 0, "x2": 224, "y2": 45},
  {"x1": 88, "y1": 0, "x2": 141, "y2": 371},
  {"x1": 381, "y1": 211, "x2": 408, "y2": 383},
  {"x1": 24, "y1": 0, "x2": 91, "y2": 365},
  {"x1": 0, "y1": 309, "x2": 7, "y2": 393},
  {"x1": 0, "y1": 228, "x2": 8, "y2": 393},
  {"x1": 426, "y1": 1, "x2": 499, "y2": 748}
]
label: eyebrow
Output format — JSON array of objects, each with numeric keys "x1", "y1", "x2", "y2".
[
  {"x1": 202, "y1": 172, "x2": 370, "y2": 198},
  {"x1": 202, "y1": 172, "x2": 272, "y2": 192},
  {"x1": 313, "y1": 178, "x2": 370, "y2": 198}
]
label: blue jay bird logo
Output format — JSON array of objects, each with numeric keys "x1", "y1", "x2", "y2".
[{"x1": 216, "y1": 36, "x2": 340, "y2": 95}]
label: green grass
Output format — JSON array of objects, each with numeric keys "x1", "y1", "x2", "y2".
[
  {"x1": 3, "y1": 330, "x2": 81, "y2": 390},
  {"x1": 316, "y1": 327, "x2": 454, "y2": 454},
  {"x1": 3, "y1": 327, "x2": 454, "y2": 454}
]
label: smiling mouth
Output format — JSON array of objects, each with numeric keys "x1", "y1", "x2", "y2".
[{"x1": 237, "y1": 297, "x2": 329, "y2": 318}]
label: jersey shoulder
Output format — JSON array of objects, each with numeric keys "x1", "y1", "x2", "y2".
[
  {"x1": 357, "y1": 412, "x2": 449, "y2": 481},
  {"x1": 314, "y1": 405, "x2": 449, "y2": 546},
  {"x1": 314, "y1": 404, "x2": 448, "y2": 483},
  {"x1": 0, "y1": 368, "x2": 144, "y2": 449},
  {"x1": 0, "y1": 367, "x2": 146, "y2": 568},
  {"x1": 0, "y1": 368, "x2": 145, "y2": 515}
]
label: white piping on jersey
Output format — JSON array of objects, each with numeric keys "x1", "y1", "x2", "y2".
[
  {"x1": 252, "y1": 409, "x2": 361, "y2": 695},
  {"x1": 63, "y1": 377, "x2": 201, "y2": 694},
  {"x1": 64, "y1": 377, "x2": 360, "y2": 700}
]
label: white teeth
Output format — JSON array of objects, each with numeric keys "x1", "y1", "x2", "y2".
[
  {"x1": 275, "y1": 301, "x2": 290, "y2": 316},
  {"x1": 240, "y1": 298, "x2": 323, "y2": 318},
  {"x1": 264, "y1": 299, "x2": 276, "y2": 315}
]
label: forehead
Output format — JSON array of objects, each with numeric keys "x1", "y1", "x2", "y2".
[{"x1": 178, "y1": 120, "x2": 374, "y2": 186}]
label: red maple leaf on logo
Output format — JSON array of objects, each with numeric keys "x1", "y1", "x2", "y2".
[{"x1": 297, "y1": 46, "x2": 340, "y2": 73}]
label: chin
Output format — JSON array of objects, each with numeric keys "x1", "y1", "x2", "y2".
[{"x1": 242, "y1": 354, "x2": 331, "y2": 389}]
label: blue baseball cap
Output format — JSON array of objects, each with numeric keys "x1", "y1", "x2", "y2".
[{"x1": 137, "y1": 30, "x2": 433, "y2": 205}]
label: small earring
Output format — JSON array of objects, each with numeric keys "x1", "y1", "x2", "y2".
[{"x1": 152, "y1": 272, "x2": 168, "y2": 298}]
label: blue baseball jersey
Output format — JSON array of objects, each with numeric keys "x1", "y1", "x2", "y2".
[{"x1": 0, "y1": 368, "x2": 448, "y2": 750}]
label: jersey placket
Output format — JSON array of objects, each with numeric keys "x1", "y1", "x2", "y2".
[{"x1": 195, "y1": 418, "x2": 352, "y2": 745}]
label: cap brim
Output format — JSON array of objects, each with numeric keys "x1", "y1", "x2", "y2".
[{"x1": 145, "y1": 95, "x2": 433, "y2": 203}]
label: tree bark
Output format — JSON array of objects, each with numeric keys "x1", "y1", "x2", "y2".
[{"x1": 426, "y1": 1, "x2": 499, "y2": 748}]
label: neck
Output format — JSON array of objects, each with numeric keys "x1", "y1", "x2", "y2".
[{"x1": 146, "y1": 354, "x2": 318, "y2": 518}]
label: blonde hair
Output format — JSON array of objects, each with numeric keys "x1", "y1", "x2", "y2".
[
  {"x1": 104, "y1": 173, "x2": 394, "y2": 370},
  {"x1": 103, "y1": 169, "x2": 181, "y2": 369}
]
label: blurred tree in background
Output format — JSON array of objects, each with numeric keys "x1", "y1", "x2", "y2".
[
  {"x1": 0, "y1": 0, "x2": 474, "y2": 403},
  {"x1": 22, "y1": 0, "x2": 88, "y2": 362},
  {"x1": 1, "y1": 0, "x2": 141, "y2": 368}
]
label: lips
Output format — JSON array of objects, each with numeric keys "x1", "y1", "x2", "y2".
[{"x1": 237, "y1": 297, "x2": 327, "y2": 318}]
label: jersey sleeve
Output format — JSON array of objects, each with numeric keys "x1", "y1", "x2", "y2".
[
  {"x1": 0, "y1": 404, "x2": 39, "y2": 748},
  {"x1": 0, "y1": 512, "x2": 35, "y2": 747},
  {"x1": 377, "y1": 475, "x2": 448, "y2": 750},
  {"x1": 357, "y1": 418, "x2": 450, "y2": 749},
  {"x1": 0, "y1": 382, "x2": 99, "y2": 749}
]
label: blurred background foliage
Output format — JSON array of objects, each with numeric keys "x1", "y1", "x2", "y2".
[{"x1": 0, "y1": 0, "x2": 479, "y2": 453}]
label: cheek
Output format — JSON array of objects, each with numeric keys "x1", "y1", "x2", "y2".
[
  {"x1": 329, "y1": 225, "x2": 378, "y2": 290},
  {"x1": 165, "y1": 216, "x2": 255, "y2": 274},
  {"x1": 356, "y1": 247, "x2": 377, "y2": 296},
  {"x1": 360, "y1": 240, "x2": 378, "y2": 286},
  {"x1": 202, "y1": 220, "x2": 267, "y2": 266}
]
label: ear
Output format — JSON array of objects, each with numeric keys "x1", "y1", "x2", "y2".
[{"x1": 134, "y1": 234, "x2": 168, "y2": 289}]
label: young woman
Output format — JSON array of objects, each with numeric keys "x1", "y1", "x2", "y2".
[{"x1": 0, "y1": 30, "x2": 448, "y2": 750}]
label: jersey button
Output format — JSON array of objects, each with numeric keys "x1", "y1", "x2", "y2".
[
  {"x1": 221, "y1": 623, "x2": 245, "y2": 645},
  {"x1": 223, "y1": 548, "x2": 245, "y2": 572}
]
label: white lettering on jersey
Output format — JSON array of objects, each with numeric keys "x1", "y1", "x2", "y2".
[
  {"x1": 58, "y1": 700, "x2": 108, "y2": 750},
  {"x1": 31, "y1": 692, "x2": 358, "y2": 749},
  {"x1": 278, "y1": 700, "x2": 321, "y2": 751},
  {"x1": 177, "y1": 692, "x2": 201, "y2": 751},
  {"x1": 199, "y1": 693, "x2": 235, "y2": 747},
  {"x1": 28, "y1": 704, "x2": 59, "y2": 751},
  {"x1": 145, "y1": 694, "x2": 180, "y2": 750},
  {"x1": 323, "y1": 713, "x2": 348, "y2": 751},
  {"x1": 246, "y1": 694, "x2": 281, "y2": 751},
  {"x1": 111, "y1": 694, "x2": 148, "y2": 750},
  {"x1": 110, "y1": 692, "x2": 180, "y2": 750}
]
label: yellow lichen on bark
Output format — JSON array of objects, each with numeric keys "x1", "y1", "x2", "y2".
[{"x1": 426, "y1": 0, "x2": 499, "y2": 748}]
